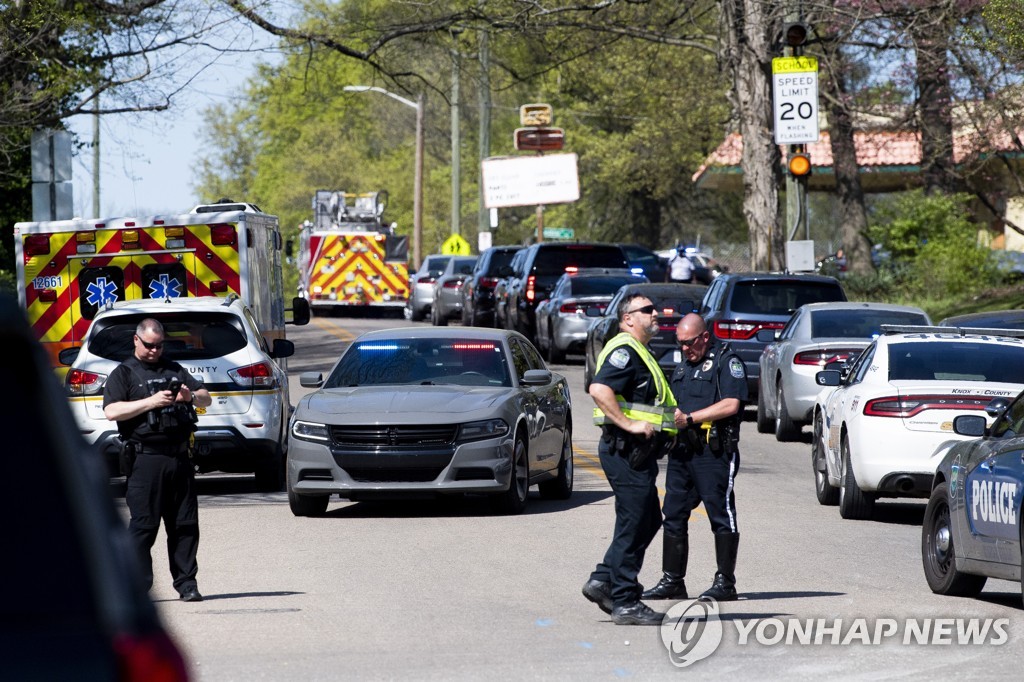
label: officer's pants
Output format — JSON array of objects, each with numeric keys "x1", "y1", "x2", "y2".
[
  {"x1": 589, "y1": 435, "x2": 662, "y2": 607},
  {"x1": 125, "y1": 450, "x2": 200, "y2": 595},
  {"x1": 663, "y1": 444, "x2": 739, "y2": 536}
]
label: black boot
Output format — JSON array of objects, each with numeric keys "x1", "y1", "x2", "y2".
[
  {"x1": 642, "y1": 532, "x2": 688, "y2": 599},
  {"x1": 699, "y1": 532, "x2": 739, "y2": 602}
]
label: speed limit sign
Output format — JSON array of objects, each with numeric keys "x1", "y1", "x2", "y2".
[{"x1": 772, "y1": 56, "x2": 819, "y2": 144}]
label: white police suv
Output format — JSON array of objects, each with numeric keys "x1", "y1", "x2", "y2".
[{"x1": 60, "y1": 295, "x2": 297, "y2": 491}]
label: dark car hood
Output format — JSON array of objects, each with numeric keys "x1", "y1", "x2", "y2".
[{"x1": 301, "y1": 385, "x2": 507, "y2": 423}]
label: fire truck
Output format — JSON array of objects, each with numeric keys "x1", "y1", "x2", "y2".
[
  {"x1": 296, "y1": 189, "x2": 410, "y2": 313},
  {"x1": 14, "y1": 200, "x2": 305, "y2": 366}
]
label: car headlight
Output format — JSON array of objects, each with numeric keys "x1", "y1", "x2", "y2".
[
  {"x1": 291, "y1": 420, "x2": 330, "y2": 442},
  {"x1": 457, "y1": 418, "x2": 510, "y2": 442}
]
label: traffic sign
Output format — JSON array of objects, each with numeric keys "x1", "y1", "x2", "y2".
[
  {"x1": 772, "y1": 56, "x2": 819, "y2": 144},
  {"x1": 441, "y1": 233, "x2": 471, "y2": 255},
  {"x1": 543, "y1": 228, "x2": 574, "y2": 240}
]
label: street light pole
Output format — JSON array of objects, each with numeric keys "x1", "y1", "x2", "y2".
[{"x1": 343, "y1": 85, "x2": 423, "y2": 270}]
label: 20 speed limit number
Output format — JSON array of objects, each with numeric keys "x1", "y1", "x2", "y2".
[{"x1": 772, "y1": 56, "x2": 819, "y2": 145}]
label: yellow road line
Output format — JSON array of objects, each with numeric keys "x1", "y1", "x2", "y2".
[
  {"x1": 312, "y1": 317, "x2": 356, "y2": 342},
  {"x1": 573, "y1": 445, "x2": 708, "y2": 519}
]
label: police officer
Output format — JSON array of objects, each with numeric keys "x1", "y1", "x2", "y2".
[
  {"x1": 583, "y1": 294, "x2": 677, "y2": 625},
  {"x1": 103, "y1": 318, "x2": 212, "y2": 602},
  {"x1": 643, "y1": 313, "x2": 746, "y2": 603}
]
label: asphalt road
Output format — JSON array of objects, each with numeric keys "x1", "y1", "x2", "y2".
[{"x1": 144, "y1": 312, "x2": 1023, "y2": 680}]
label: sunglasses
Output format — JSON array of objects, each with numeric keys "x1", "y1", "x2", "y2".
[
  {"x1": 138, "y1": 338, "x2": 164, "y2": 350},
  {"x1": 678, "y1": 334, "x2": 705, "y2": 348},
  {"x1": 626, "y1": 304, "x2": 656, "y2": 316}
]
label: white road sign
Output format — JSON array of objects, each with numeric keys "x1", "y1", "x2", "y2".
[
  {"x1": 772, "y1": 56, "x2": 819, "y2": 144},
  {"x1": 481, "y1": 153, "x2": 580, "y2": 208}
]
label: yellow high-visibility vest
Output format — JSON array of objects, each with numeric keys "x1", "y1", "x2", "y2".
[{"x1": 592, "y1": 332, "x2": 677, "y2": 434}]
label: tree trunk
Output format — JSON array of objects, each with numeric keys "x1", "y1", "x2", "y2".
[
  {"x1": 821, "y1": 49, "x2": 874, "y2": 276},
  {"x1": 911, "y1": 13, "x2": 959, "y2": 194},
  {"x1": 721, "y1": 0, "x2": 781, "y2": 271}
]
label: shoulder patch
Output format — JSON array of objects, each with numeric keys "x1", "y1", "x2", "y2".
[
  {"x1": 729, "y1": 357, "x2": 745, "y2": 379},
  {"x1": 608, "y1": 348, "x2": 631, "y2": 369}
]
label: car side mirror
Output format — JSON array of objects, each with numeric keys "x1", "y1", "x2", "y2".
[
  {"x1": 58, "y1": 346, "x2": 81, "y2": 366},
  {"x1": 271, "y1": 338, "x2": 295, "y2": 359},
  {"x1": 756, "y1": 329, "x2": 778, "y2": 342},
  {"x1": 985, "y1": 397, "x2": 1011, "y2": 419},
  {"x1": 299, "y1": 372, "x2": 324, "y2": 388},
  {"x1": 289, "y1": 297, "x2": 311, "y2": 326},
  {"x1": 815, "y1": 369, "x2": 842, "y2": 387},
  {"x1": 953, "y1": 414, "x2": 987, "y2": 438},
  {"x1": 521, "y1": 369, "x2": 553, "y2": 386}
]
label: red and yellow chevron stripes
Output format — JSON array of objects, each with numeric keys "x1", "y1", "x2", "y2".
[{"x1": 306, "y1": 233, "x2": 409, "y2": 304}]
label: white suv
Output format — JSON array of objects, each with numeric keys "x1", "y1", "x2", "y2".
[{"x1": 60, "y1": 295, "x2": 295, "y2": 491}]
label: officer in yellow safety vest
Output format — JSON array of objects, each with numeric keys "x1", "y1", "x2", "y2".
[{"x1": 582, "y1": 293, "x2": 677, "y2": 626}]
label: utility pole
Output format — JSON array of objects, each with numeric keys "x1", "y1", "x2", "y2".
[
  {"x1": 478, "y1": 31, "x2": 491, "y2": 241},
  {"x1": 450, "y1": 31, "x2": 462, "y2": 236},
  {"x1": 93, "y1": 95, "x2": 100, "y2": 218}
]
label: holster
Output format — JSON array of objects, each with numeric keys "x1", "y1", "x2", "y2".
[
  {"x1": 118, "y1": 439, "x2": 137, "y2": 477},
  {"x1": 625, "y1": 434, "x2": 657, "y2": 470},
  {"x1": 681, "y1": 427, "x2": 703, "y2": 453}
]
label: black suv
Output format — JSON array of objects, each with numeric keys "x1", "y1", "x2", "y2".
[
  {"x1": 700, "y1": 273, "x2": 847, "y2": 400},
  {"x1": 459, "y1": 245, "x2": 523, "y2": 326},
  {"x1": 501, "y1": 242, "x2": 629, "y2": 343}
]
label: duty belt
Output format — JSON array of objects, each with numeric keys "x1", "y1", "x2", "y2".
[{"x1": 134, "y1": 443, "x2": 190, "y2": 456}]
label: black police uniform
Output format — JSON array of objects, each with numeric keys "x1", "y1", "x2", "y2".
[
  {"x1": 103, "y1": 356, "x2": 204, "y2": 597},
  {"x1": 652, "y1": 339, "x2": 747, "y2": 602},
  {"x1": 587, "y1": 342, "x2": 664, "y2": 609}
]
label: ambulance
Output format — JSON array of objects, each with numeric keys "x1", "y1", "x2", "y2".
[
  {"x1": 14, "y1": 200, "x2": 307, "y2": 367},
  {"x1": 296, "y1": 190, "x2": 410, "y2": 313}
]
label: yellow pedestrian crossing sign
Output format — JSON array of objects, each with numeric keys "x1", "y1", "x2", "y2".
[{"x1": 442, "y1": 233, "x2": 472, "y2": 255}]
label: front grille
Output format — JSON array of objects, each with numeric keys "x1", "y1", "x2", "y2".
[
  {"x1": 454, "y1": 467, "x2": 494, "y2": 481},
  {"x1": 346, "y1": 467, "x2": 446, "y2": 483},
  {"x1": 329, "y1": 424, "x2": 458, "y2": 447}
]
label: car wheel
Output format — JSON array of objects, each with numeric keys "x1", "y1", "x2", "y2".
[
  {"x1": 539, "y1": 425, "x2": 573, "y2": 500},
  {"x1": 491, "y1": 434, "x2": 529, "y2": 515},
  {"x1": 812, "y1": 412, "x2": 838, "y2": 506},
  {"x1": 254, "y1": 444, "x2": 285, "y2": 493},
  {"x1": 921, "y1": 482, "x2": 987, "y2": 596},
  {"x1": 774, "y1": 383, "x2": 800, "y2": 442},
  {"x1": 548, "y1": 328, "x2": 566, "y2": 364},
  {"x1": 410, "y1": 303, "x2": 425, "y2": 322},
  {"x1": 288, "y1": 489, "x2": 329, "y2": 517},
  {"x1": 838, "y1": 434, "x2": 875, "y2": 520},
  {"x1": 461, "y1": 303, "x2": 471, "y2": 326},
  {"x1": 755, "y1": 381, "x2": 773, "y2": 433},
  {"x1": 435, "y1": 304, "x2": 448, "y2": 326}
]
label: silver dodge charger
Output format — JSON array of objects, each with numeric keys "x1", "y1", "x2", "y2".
[{"x1": 287, "y1": 327, "x2": 573, "y2": 516}]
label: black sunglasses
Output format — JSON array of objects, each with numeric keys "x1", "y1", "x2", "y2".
[
  {"x1": 678, "y1": 334, "x2": 704, "y2": 348},
  {"x1": 138, "y1": 338, "x2": 164, "y2": 350},
  {"x1": 626, "y1": 304, "x2": 656, "y2": 315}
]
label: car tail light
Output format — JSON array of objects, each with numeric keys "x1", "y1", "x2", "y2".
[
  {"x1": 713, "y1": 319, "x2": 784, "y2": 340},
  {"x1": 793, "y1": 348, "x2": 862, "y2": 366},
  {"x1": 228, "y1": 361, "x2": 276, "y2": 388},
  {"x1": 24, "y1": 234, "x2": 51, "y2": 256},
  {"x1": 559, "y1": 301, "x2": 586, "y2": 315},
  {"x1": 66, "y1": 368, "x2": 106, "y2": 395},
  {"x1": 443, "y1": 279, "x2": 464, "y2": 289},
  {"x1": 417, "y1": 275, "x2": 436, "y2": 285},
  {"x1": 113, "y1": 631, "x2": 189, "y2": 682},
  {"x1": 565, "y1": 266, "x2": 578, "y2": 273},
  {"x1": 526, "y1": 275, "x2": 536, "y2": 302},
  {"x1": 211, "y1": 223, "x2": 237, "y2": 246},
  {"x1": 863, "y1": 394, "x2": 993, "y2": 418},
  {"x1": 479, "y1": 277, "x2": 499, "y2": 288}
]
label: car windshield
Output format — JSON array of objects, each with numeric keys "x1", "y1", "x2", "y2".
[
  {"x1": 88, "y1": 313, "x2": 248, "y2": 361},
  {"x1": 486, "y1": 249, "x2": 519, "y2": 275},
  {"x1": 730, "y1": 281, "x2": 844, "y2": 315},
  {"x1": 534, "y1": 247, "x2": 626, "y2": 276},
  {"x1": 571, "y1": 277, "x2": 638, "y2": 296},
  {"x1": 888, "y1": 341, "x2": 1024, "y2": 382},
  {"x1": 424, "y1": 256, "x2": 451, "y2": 276},
  {"x1": 325, "y1": 338, "x2": 512, "y2": 388},
  {"x1": 453, "y1": 258, "x2": 477, "y2": 274},
  {"x1": 650, "y1": 295, "x2": 703, "y2": 316},
  {"x1": 811, "y1": 309, "x2": 929, "y2": 338}
]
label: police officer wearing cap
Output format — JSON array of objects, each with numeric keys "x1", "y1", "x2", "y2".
[
  {"x1": 582, "y1": 294, "x2": 677, "y2": 625},
  {"x1": 643, "y1": 312, "x2": 746, "y2": 603},
  {"x1": 103, "y1": 318, "x2": 212, "y2": 602}
]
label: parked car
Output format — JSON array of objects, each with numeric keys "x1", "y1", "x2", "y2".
[
  {"x1": 2, "y1": 294, "x2": 188, "y2": 680},
  {"x1": 59, "y1": 295, "x2": 296, "y2": 491},
  {"x1": 494, "y1": 248, "x2": 528, "y2": 331},
  {"x1": 584, "y1": 282, "x2": 708, "y2": 390},
  {"x1": 405, "y1": 254, "x2": 452, "y2": 322},
  {"x1": 287, "y1": 327, "x2": 573, "y2": 517},
  {"x1": 502, "y1": 242, "x2": 630, "y2": 344},
  {"x1": 922, "y1": 389, "x2": 1024, "y2": 601},
  {"x1": 939, "y1": 309, "x2": 1024, "y2": 329},
  {"x1": 687, "y1": 251, "x2": 729, "y2": 284},
  {"x1": 431, "y1": 256, "x2": 478, "y2": 326},
  {"x1": 460, "y1": 245, "x2": 523, "y2": 327},
  {"x1": 812, "y1": 325, "x2": 1024, "y2": 519},
  {"x1": 535, "y1": 268, "x2": 647, "y2": 363},
  {"x1": 700, "y1": 272, "x2": 847, "y2": 401},
  {"x1": 756, "y1": 302, "x2": 931, "y2": 441},
  {"x1": 619, "y1": 243, "x2": 668, "y2": 282}
]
